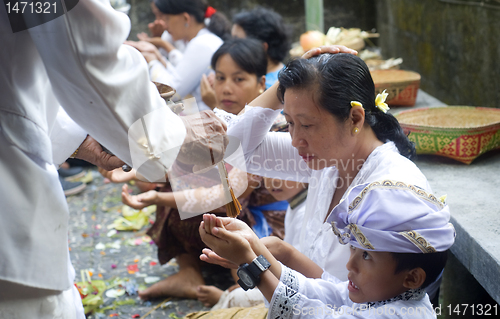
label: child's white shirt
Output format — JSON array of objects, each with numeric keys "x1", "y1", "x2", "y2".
[{"x1": 269, "y1": 265, "x2": 436, "y2": 319}]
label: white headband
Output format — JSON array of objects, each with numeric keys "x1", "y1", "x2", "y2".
[{"x1": 327, "y1": 180, "x2": 455, "y2": 253}]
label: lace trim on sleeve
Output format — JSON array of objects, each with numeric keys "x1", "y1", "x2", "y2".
[
  {"x1": 269, "y1": 282, "x2": 301, "y2": 319},
  {"x1": 280, "y1": 265, "x2": 299, "y2": 292}
]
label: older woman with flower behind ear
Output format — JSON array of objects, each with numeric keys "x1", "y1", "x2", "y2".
[{"x1": 212, "y1": 45, "x2": 442, "y2": 305}]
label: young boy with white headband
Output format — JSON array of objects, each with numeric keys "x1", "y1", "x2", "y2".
[{"x1": 199, "y1": 180, "x2": 455, "y2": 318}]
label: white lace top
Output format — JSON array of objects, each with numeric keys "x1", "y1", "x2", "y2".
[{"x1": 226, "y1": 106, "x2": 432, "y2": 281}]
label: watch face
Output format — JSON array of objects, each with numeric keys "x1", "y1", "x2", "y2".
[{"x1": 238, "y1": 269, "x2": 254, "y2": 286}]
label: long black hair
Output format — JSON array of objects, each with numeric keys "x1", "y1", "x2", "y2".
[
  {"x1": 154, "y1": 0, "x2": 231, "y2": 40},
  {"x1": 277, "y1": 53, "x2": 416, "y2": 159},
  {"x1": 211, "y1": 38, "x2": 267, "y2": 81},
  {"x1": 232, "y1": 6, "x2": 292, "y2": 64}
]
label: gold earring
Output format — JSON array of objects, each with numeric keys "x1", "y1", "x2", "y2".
[
  {"x1": 352, "y1": 127, "x2": 359, "y2": 135},
  {"x1": 259, "y1": 89, "x2": 264, "y2": 94}
]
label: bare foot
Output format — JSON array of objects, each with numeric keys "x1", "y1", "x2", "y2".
[
  {"x1": 196, "y1": 285, "x2": 224, "y2": 307},
  {"x1": 138, "y1": 266, "x2": 204, "y2": 300}
]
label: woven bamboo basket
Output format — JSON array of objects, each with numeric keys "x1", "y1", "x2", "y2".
[
  {"x1": 395, "y1": 106, "x2": 500, "y2": 164},
  {"x1": 371, "y1": 70, "x2": 421, "y2": 106}
]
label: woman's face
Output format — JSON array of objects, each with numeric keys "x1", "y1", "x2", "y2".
[
  {"x1": 214, "y1": 54, "x2": 265, "y2": 115},
  {"x1": 283, "y1": 88, "x2": 354, "y2": 170},
  {"x1": 151, "y1": 3, "x2": 186, "y2": 41}
]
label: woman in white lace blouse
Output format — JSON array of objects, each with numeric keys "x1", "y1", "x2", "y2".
[{"x1": 217, "y1": 45, "x2": 442, "y2": 304}]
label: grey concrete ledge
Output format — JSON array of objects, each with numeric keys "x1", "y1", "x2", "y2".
[
  {"x1": 416, "y1": 152, "x2": 500, "y2": 304},
  {"x1": 396, "y1": 90, "x2": 500, "y2": 304}
]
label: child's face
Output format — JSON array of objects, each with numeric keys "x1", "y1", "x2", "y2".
[
  {"x1": 346, "y1": 246, "x2": 409, "y2": 304},
  {"x1": 214, "y1": 54, "x2": 266, "y2": 115},
  {"x1": 263, "y1": 177, "x2": 305, "y2": 202}
]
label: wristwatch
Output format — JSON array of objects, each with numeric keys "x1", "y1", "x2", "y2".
[{"x1": 237, "y1": 255, "x2": 271, "y2": 291}]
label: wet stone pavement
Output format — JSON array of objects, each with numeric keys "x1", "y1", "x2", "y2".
[{"x1": 67, "y1": 167, "x2": 233, "y2": 319}]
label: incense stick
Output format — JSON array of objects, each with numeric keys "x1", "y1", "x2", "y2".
[{"x1": 217, "y1": 161, "x2": 242, "y2": 217}]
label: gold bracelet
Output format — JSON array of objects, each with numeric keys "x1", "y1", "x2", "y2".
[{"x1": 70, "y1": 147, "x2": 79, "y2": 159}]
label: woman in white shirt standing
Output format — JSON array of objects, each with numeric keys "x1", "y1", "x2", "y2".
[{"x1": 132, "y1": 0, "x2": 231, "y2": 111}]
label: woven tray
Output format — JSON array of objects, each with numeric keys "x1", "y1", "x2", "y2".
[
  {"x1": 395, "y1": 106, "x2": 500, "y2": 164},
  {"x1": 371, "y1": 70, "x2": 421, "y2": 106}
]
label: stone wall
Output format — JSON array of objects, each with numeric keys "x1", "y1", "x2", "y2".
[
  {"x1": 376, "y1": 0, "x2": 500, "y2": 108},
  {"x1": 128, "y1": 0, "x2": 376, "y2": 46}
]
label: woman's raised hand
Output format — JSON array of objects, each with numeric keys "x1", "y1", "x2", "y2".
[
  {"x1": 301, "y1": 45, "x2": 358, "y2": 59},
  {"x1": 200, "y1": 74, "x2": 217, "y2": 109},
  {"x1": 147, "y1": 19, "x2": 167, "y2": 38}
]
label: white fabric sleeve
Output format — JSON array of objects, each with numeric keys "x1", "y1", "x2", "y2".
[
  {"x1": 50, "y1": 107, "x2": 87, "y2": 166},
  {"x1": 167, "y1": 49, "x2": 184, "y2": 67},
  {"x1": 269, "y1": 266, "x2": 366, "y2": 319},
  {"x1": 28, "y1": 0, "x2": 186, "y2": 181},
  {"x1": 227, "y1": 107, "x2": 312, "y2": 182},
  {"x1": 159, "y1": 31, "x2": 186, "y2": 60},
  {"x1": 278, "y1": 265, "x2": 350, "y2": 305},
  {"x1": 268, "y1": 282, "x2": 377, "y2": 319},
  {"x1": 148, "y1": 36, "x2": 213, "y2": 99}
]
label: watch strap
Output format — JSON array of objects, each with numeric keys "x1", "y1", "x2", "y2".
[
  {"x1": 246, "y1": 255, "x2": 271, "y2": 278},
  {"x1": 254, "y1": 255, "x2": 271, "y2": 271}
]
